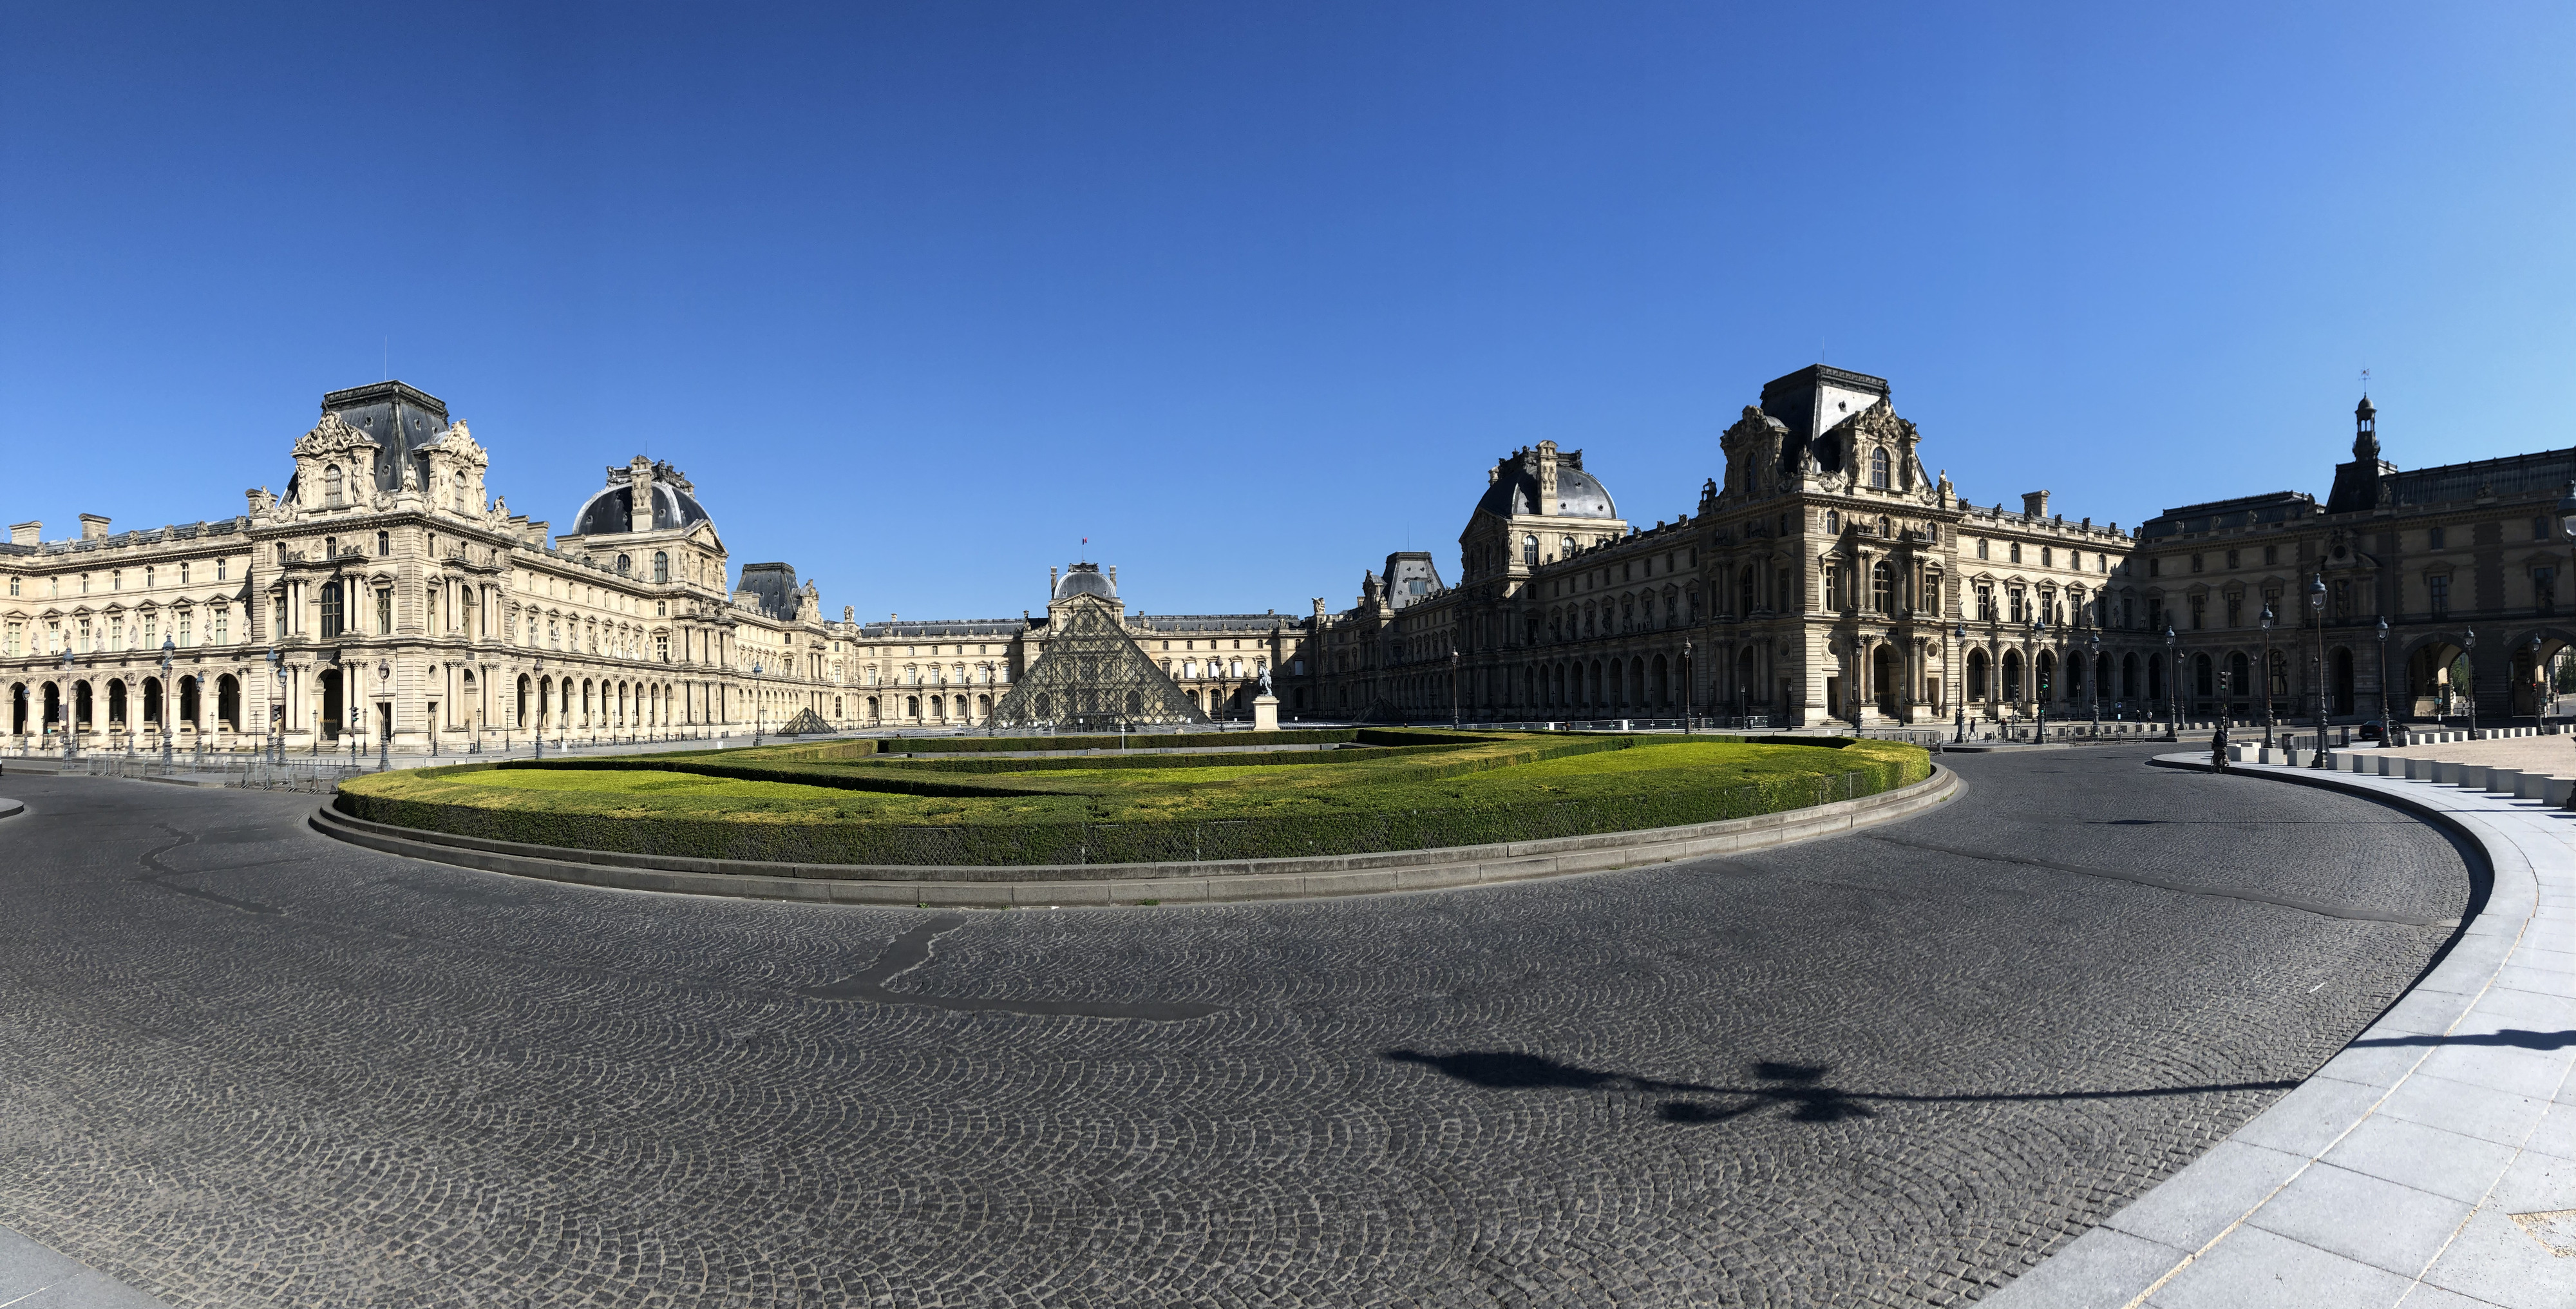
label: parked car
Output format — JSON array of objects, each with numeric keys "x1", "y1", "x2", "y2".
[{"x1": 2356, "y1": 720, "x2": 2385, "y2": 740}]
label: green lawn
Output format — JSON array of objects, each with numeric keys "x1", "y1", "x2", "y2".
[{"x1": 337, "y1": 732, "x2": 1931, "y2": 867}]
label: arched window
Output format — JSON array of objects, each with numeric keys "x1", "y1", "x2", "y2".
[
  {"x1": 1561, "y1": 535, "x2": 1575, "y2": 557},
  {"x1": 323, "y1": 465, "x2": 345, "y2": 506},
  {"x1": 1871, "y1": 560, "x2": 1893, "y2": 613},
  {"x1": 614, "y1": 554, "x2": 630, "y2": 577},
  {"x1": 1870, "y1": 448, "x2": 1890, "y2": 489},
  {"x1": 1824, "y1": 509, "x2": 1841, "y2": 533},
  {"x1": 376, "y1": 530, "x2": 390, "y2": 557},
  {"x1": 653, "y1": 551, "x2": 670, "y2": 584},
  {"x1": 1522, "y1": 534, "x2": 1538, "y2": 566},
  {"x1": 452, "y1": 470, "x2": 469, "y2": 512}
]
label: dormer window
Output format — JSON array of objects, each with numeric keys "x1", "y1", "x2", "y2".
[{"x1": 1869, "y1": 448, "x2": 1890, "y2": 490}]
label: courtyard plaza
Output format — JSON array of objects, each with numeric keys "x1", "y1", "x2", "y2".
[{"x1": 0, "y1": 743, "x2": 2476, "y2": 1306}]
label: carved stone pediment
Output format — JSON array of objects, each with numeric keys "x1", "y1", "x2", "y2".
[{"x1": 292, "y1": 410, "x2": 381, "y2": 459}]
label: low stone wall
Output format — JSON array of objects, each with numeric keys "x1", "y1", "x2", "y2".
[
  {"x1": 2230, "y1": 731, "x2": 2576, "y2": 807},
  {"x1": 311, "y1": 765, "x2": 1961, "y2": 907}
]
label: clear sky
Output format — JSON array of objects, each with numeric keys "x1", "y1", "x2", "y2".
[{"x1": 5, "y1": 3, "x2": 2571, "y2": 620}]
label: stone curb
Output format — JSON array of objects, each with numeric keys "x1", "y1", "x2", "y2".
[
  {"x1": 1989, "y1": 757, "x2": 2576, "y2": 1309},
  {"x1": 0, "y1": 798, "x2": 21, "y2": 819},
  {"x1": 307, "y1": 766, "x2": 1961, "y2": 906}
]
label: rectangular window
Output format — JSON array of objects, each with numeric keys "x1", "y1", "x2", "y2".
[
  {"x1": 2149, "y1": 557, "x2": 2161, "y2": 577},
  {"x1": 375, "y1": 587, "x2": 392, "y2": 635},
  {"x1": 2009, "y1": 542, "x2": 2023, "y2": 564},
  {"x1": 2537, "y1": 567, "x2": 2557, "y2": 613},
  {"x1": 109, "y1": 616, "x2": 124, "y2": 649},
  {"x1": 1976, "y1": 538, "x2": 1989, "y2": 560},
  {"x1": 2009, "y1": 589, "x2": 2027, "y2": 623},
  {"x1": 2226, "y1": 549, "x2": 2239, "y2": 569},
  {"x1": 216, "y1": 558, "x2": 227, "y2": 580},
  {"x1": 2190, "y1": 595, "x2": 2206, "y2": 629},
  {"x1": 2190, "y1": 553, "x2": 2203, "y2": 573},
  {"x1": 212, "y1": 609, "x2": 227, "y2": 645},
  {"x1": 2226, "y1": 594, "x2": 2242, "y2": 627},
  {"x1": 2537, "y1": 517, "x2": 2552, "y2": 542},
  {"x1": 2429, "y1": 574, "x2": 2450, "y2": 618},
  {"x1": 77, "y1": 618, "x2": 92, "y2": 652},
  {"x1": 3, "y1": 621, "x2": 17, "y2": 655},
  {"x1": 2429, "y1": 526, "x2": 2446, "y2": 549}
]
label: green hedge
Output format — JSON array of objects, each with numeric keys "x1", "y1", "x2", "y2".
[
  {"x1": 339, "y1": 738, "x2": 1927, "y2": 870},
  {"x1": 872, "y1": 728, "x2": 1361, "y2": 754}
]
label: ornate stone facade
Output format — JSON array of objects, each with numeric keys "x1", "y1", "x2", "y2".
[
  {"x1": 0, "y1": 381, "x2": 1310, "y2": 750},
  {"x1": 1293, "y1": 365, "x2": 2143, "y2": 727},
  {"x1": 2145, "y1": 395, "x2": 2576, "y2": 729}
]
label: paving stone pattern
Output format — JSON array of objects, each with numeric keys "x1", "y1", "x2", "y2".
[{"x1": 0, "y1": 747, "x2": 2467, "y2": 1308}]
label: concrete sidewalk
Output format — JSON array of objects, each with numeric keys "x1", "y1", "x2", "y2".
[
  {"x1": 1990, "y1": 758, "x2": 2576, "y2": 1308},
  {"x1": 0, "y1": 1223, "x2": 169, "y2": 1308}
]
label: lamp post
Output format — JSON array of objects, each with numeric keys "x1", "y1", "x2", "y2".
[
  {"x1": 59, "y1": 647, "x2": 75, "y2": 760},
  {"x1": 2377, "y1": 617, "x2": 2397, "y2": 749},
  {"x1": 2463, "y1": 627, "x2": 2479, "y2": 738},
  {"x1": 1953, "y1": 622, "x2": 1968, "y2": 743},
  {"x1": 752, "y1": 660, "x2": 764, "y2": 747},
  {"x1": 2532, "y1": 633, "x2": 2546, "y2": 736},
  {"x1": 2032, "y1": 613, "x2": 2049, "y2": 742},
  {"x1": 267, "y1": 647, "x2": 283, "y2": 765},
  {"x1": 2260, "y1": 606, "x2": 2277, "y2": 748},
  {"x1": 533, "y1": 658, "x2": 545, "y2": 760},
  {"x1": 159, "y1": 638, "x2": 175, "y2": 769},
  {"x1": 1449, "y1": 643, "x2": 1461, "y2": 730},
  {"x1": 1682, "y1": 638, "x2": 1694, "y2": 732},
  {"x1": 2087, "y1": 631, "x2": 2101, "y2": 738},
  {"x1": 2163, "y1": 624, "x2": 2179, "y2": 741},
  {"x1": 2308, "y1": 572, "x2": 2329, "y2": 765}
]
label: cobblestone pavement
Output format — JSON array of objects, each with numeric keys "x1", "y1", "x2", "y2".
[{"x1": 0, "y1": 745, "x2": 2470, "y2": 1308}]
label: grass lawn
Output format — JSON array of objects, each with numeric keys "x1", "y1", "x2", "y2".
[{"x1": 337, "y1": 733, "x2": 1931, "y2": 866}]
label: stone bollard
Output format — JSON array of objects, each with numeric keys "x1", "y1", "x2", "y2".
[
  {"x1": 2458, "y1": 764, "x2": 2490, "y2": 789},
  {"x1": 2403, "y1": 757, "x2": 2438, "y2": 781},
  {"x1": 2486, "y1": 768, "x2": 2523, "y2": 795},
  {"x1": 2544, "y1": 776, "x2": 2576, "y2": 807},
  {"x1": 2432, "y1": 760, "x2": 2461, "y2": 784}
]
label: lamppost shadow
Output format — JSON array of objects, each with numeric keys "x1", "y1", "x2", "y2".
[
  {"x1": 1380, "y1": 1049, "x2": 2301, "y2": 1127},
  {"x1": 2349, "y1": 1029, "x2": 2574, "y2": 1051}
]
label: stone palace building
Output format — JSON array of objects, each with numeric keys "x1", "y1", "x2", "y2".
[
  {"x1": 9, "y1": 368, "x2": 2539, "y2": 750},
  {"x1": 1, "y1": 381, "x2": 1301, "y2": 752}
]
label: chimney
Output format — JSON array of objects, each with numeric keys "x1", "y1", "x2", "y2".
[
  {"x1": 629, "y1": 457, "x2": 654, "y2": 534},
  {"x1": 8, "y1": 521, "x2": 36, "y2": 546},
  {"x1": 79, "y1": 513, "x2": 110, "y2": 540},
  {"x1": 1536, "y1": 440, "x2": 1561, "y2": 516},
  {"x1": 2021, "y1": 491, "x2": 2049, "y2": 519}
]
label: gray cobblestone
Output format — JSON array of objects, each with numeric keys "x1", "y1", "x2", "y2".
[{"x1": 0, "y1": 745, "x2": 2463, "y2": 1306}]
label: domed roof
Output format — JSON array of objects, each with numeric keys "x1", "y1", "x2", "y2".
[
  {"x1": 1477, "y1": 459, "x2": 1618, "y2": 520},
  {"x1": 1054, "y1": 563, "x2": 1116, "y2": 601},
  {"x1": 573, "y1": 479, "x2": 714, "y2": 538}
]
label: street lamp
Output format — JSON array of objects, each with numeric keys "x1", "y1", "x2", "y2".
[
  {"x1": 159, "y1": 637, "x2": 175, "y2": 769},
  {"x1": 2032, "y1": 612, "x2": 2049, "y2": 742},
  {"x1": 267, "y1": 647, "x2": 283, "y2": 765},
  {"x1": 1952, "y1": 621, "x2": 1968, "y2": 743},
  {"x1": 2260, "y1": 606, "x2": 2277, "y2": 749},
  {"x1": 2377, "y1": 616, "x2": 2396, "y2": 749},
  {"x1": 1681, "y1": 638, "x2": 1694, "y2": 732},
  {"x1": 752, "y1": 660, "x2": 764, "y2": 746},
  {"x1": 533, "y1": 657, "x2": 545, "y2": 760},
  {"x1": 2463, "y1": 627, "x2": 2479, "y2": 738},
  {"x1": 2532, "y1": 633, "x2": 2546, "y2": 736},
  {"x1": 59, "y1": 646, "x2": 75, "y2": 760},
  {"x1": 2163, "y1": 624, "x2": 2179, "y2": 741},
  {"x1": 1449, "y1": 642, "x2": 1461, "y2": 730},
  {"x1": 2308, "y1": 572, "x2": 2329, "y2": 765},
  {"x1": 2087, "y1": 631, "x2": 2101, "y2": 738}
]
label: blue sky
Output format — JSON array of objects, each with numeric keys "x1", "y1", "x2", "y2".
[{"x1": 5, "y1": 3, "x2": 2571, "y2": 620}]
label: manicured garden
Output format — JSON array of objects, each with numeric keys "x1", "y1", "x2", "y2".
[{"x1": 335, "y1": 729, "x2": 1931, "y2": 868}]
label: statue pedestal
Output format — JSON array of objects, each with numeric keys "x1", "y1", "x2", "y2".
[{"x1": 1252, "y1": 695, "x2": 1280, "y2": 732}]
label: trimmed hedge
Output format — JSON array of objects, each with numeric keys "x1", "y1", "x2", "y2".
[
  {"x1": 873, "y1": 728, "x2": 1360, "y2": 754},
  {"x1": 337, "y1": 738, "x2": 1929, "y2": 870}
]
